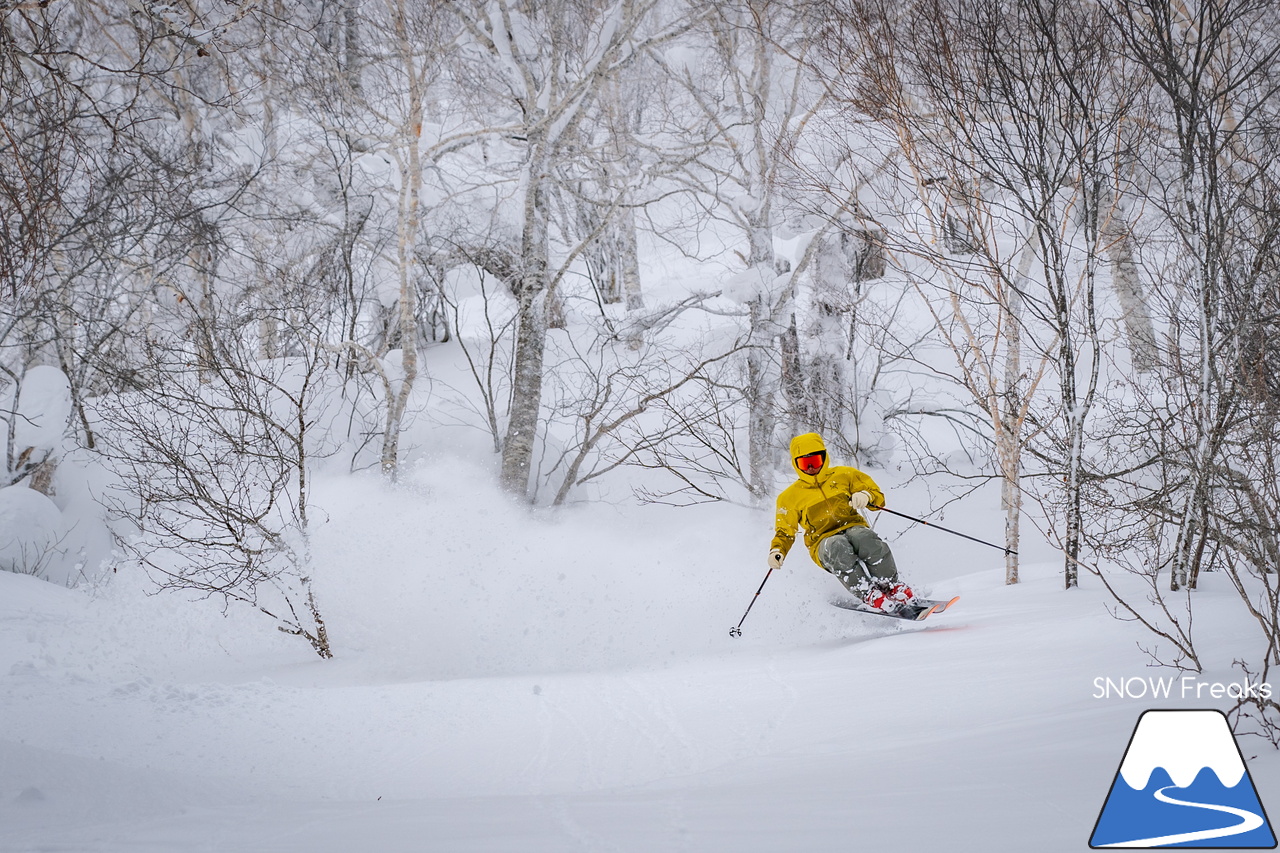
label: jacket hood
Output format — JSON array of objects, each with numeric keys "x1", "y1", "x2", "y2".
[{"x1": 789, "y1": 432, "x2": 829, "y2": 479}]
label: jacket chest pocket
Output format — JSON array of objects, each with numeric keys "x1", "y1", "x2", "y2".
[{"x1": 805, "y1": 494, "x2": 850, "y2": 532}]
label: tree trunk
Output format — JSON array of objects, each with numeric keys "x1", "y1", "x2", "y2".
[
  {"x1": 1100, "y1": 191, "x2": 1158, "y2": 372},
  {"x1": 745, "y1": 293, "x2": 778, "y2": 500},
  {"x1": 779, "y1": 312, "x2": 804, "y2": 437},
  {"x1": 999, "y1": 242, "x2": 1033, "y2": 585},
  {"x1": 500, "y1": 143, "x2": 552, "y2": 498},
  {"x1": 500, "y1": 290, "x2": 547, "y2": 496},
  {"x1": 744, "y1": 215, "x2": 780, "y2": 499},
  {"x1": 381, "y1": 4, "x2": 424, "y2": 479},
  {"x1": 619, "y1": 206, "x2": 643, "y2": 312}
]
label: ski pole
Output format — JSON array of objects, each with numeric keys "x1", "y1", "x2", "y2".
[
  {"x1": 879, "y1": 506, "x2": 1017, "y2": 556},
  {"x1": 729, "y1": 566, "x2": 776, "y2": 637}
]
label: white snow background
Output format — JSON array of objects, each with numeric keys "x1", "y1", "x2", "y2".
[
  {"x1": 2, "y1": 449, "x2": 1277, "y2": 852},
  {"x1": 10, "y1": 1, "x2": 1280, "y2": 847}
]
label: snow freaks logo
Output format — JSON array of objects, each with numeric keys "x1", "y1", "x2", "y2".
[
  {"x1": 1093, "y1": 676, "x2": 1273, "y2": 702},
  {"x1": 1089, "y1": 709, "x2": 1277, "y2": 848}
]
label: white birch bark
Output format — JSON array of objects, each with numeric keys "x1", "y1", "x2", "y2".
[
  {"x1": 657, "y1": 3, "x2": 825, "y2": 496},
  {"x1": 379, "y1": 0, "x2": 426, "y2": 480},
  {"x1": 998, "y1": 242, "x2": 1034, "y2": 585},
  {"x1": 1099, "y1": 190, "x2": 1158, "y2": 373},
  {"x1": 448, "y1": 0, "x2": 681, "y2": 498},
  {"x1": 500, "y1": 140, "x2": 552, "y2": 494}
]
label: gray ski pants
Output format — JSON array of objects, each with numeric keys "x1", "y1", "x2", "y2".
[{"x1": 816, "y1": 525, "x2": 899, "y2": 594}]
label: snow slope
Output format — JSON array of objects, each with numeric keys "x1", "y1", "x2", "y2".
[{"x1": 1, "y1": 464, "x2": 1276, "y2": 852}]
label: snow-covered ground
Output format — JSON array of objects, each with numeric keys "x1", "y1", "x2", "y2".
[{"x1": 2, "y1": 461, "x2": 1275, "y2": 852}]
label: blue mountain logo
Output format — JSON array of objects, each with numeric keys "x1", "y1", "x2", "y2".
[{"x1": 1091, "y1": 709, "x2": 1276, "y2": 848}]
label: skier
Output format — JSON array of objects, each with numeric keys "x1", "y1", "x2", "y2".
[{"x1": 767, "y1": 432, "x2": 919, "y2": 613}]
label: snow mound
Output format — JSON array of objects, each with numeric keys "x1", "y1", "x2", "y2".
[
  {"x1": 306, "y1": 459, "x2": 878, "y2": 681},
  {"x1": 13, "y1": 366, "x2": 72, "y2": 454},
  {"x1": 0, "y1": 486, "x2": 65, "y2": 579}
]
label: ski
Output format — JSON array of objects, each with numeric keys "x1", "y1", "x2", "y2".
[
  {"x1": 830, "y1": 594, "x2": 958, "y2": 621},
  {"x1": 917, "y1": 595, "x2": 960, "y2": 614},
  {"x1": 830, "y1": 598, "x2": 939, "y2": 621}
]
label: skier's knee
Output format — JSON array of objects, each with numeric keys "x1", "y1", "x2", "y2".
[{"x1": 864, "y1": 555, "x2": 897, "y2": 582}]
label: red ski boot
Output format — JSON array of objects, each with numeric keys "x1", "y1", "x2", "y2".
[{"x1": 864, "y1": 581, "x2": 916, "y2": 613}]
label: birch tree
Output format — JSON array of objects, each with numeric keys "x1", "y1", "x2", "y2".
[
  {"x1": 300, "y1": 0, "x2": 457, "y2": 478},
  {"x1": 1105, "y1": 0, "x2": 1280, "y2": 592},
  {"x1": 650, "y1": 0, "x2": 826, "y2": 497},
  {"x1": 1079, "y1": 0, "x2": 1280, "y2": 736},
  {"x1": 447, "y1": 0, "x2": 690, "y2": 498},
  {"x1": 819, "y1": 0, "x2": 1132, "y2": 584}
]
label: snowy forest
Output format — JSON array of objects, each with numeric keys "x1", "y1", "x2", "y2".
[{"x1": 4, "y1": 2, "x2": 1280, "y2": 844}]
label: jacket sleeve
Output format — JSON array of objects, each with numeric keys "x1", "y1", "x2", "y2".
[
  {"x1": 837, "y1": 468, "x2": 886, "y2": 509},
  {"x1": 770, "y1": 491, "x2": 799, "y2": 556}
]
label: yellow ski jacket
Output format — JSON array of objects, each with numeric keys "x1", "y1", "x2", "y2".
[{"x1": 770, "y1": 433, "x2": 886, "y2": 565}]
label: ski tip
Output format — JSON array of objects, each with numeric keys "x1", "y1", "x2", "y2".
[
  {"x1": 913, "y1": 603, "x2": 940, "y2": 621},
  {"x1": 920, "y1": 595, "x2": 960, "y2": 615}
]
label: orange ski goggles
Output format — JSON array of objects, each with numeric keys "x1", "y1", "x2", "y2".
[{"x1": 795, "y1": 451, "x2": 826, "y2": 474}]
